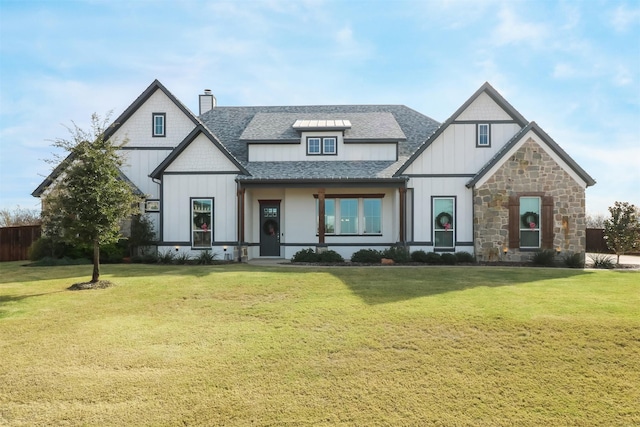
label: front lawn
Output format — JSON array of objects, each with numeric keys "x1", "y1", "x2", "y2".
[{"x1": 0, "y1": 262, "x2": 638, "y2": 426}]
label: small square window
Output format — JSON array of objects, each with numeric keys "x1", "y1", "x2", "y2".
[
  {"x1": 323, "y1": 137, "x2": 336, "y2": 154},
  {"x1": 307, "y1": 137, "x2": 321, "y2": 155},
  {"x1": 153, "y1": 113, "x2": 166, "y2": 137},
  {"x1": 477, "y1": 124, "x2": 490, "y2": 147}
]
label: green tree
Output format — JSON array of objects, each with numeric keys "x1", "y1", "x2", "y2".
[
  {"x1": 42, "y1": 114, "x2": 141, "y2": 282},
  {"x1": 603, "y1": 201, "x2": 640, "y2": 265}
]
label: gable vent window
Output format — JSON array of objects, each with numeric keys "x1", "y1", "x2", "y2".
[
  {"x1": 477, "y1": 123, "x2": 490, "y2": 147},
  {"x1": 152, "y1": 113, "x2": 166, "y2": 137},
  {"x1": 307, "y1": 137, "x2": 337, "y2": 155}
]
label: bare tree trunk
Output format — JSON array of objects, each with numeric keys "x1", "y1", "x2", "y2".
[{"x1": 92, "y1": 239, "x2": 100, "y2": 283}]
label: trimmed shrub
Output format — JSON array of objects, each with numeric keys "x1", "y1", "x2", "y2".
[
  {"x1": 195, "y1": 250, "x2": 217, "y2": 265},
  {"x1": 291, "y1": 248, "x2": 319, "y2": 263},
  {"x1": 532, "y1": 249, "x2": 557, "y2": 267},
  {"x1": 440, "y1": 253, "x2": 457, "y2": 265},
  {"x1": 563, "y1": 252, "x2": 584, "y2": 268},
  {"x1": 142, "y1": 252, "x2": 159, "y2": 264},
  {"x1": 29, "y1": 256, "x2": 92, "y2": 266},
  {"x1": 425, "y1": 252, "x2": 443, "y2": 265},
  {"x1": 100, "y1": 240, "x2": 127, "y2": 264},
  {"x1": 455, "y1": 251, "x2": 474, "y2": 263},
  {"x1": 174, "y1": 252, "x2": 192, "y2": 265},
  {"x1": 382, "y1": 246, "x2": 411, "y2": 263},
  {"x1": 589, "y1": 253, "x2": 615, "y2": 269},
  {"x1": 317, "y1": 250, "x2": 344, "y2": 263},
  {"x1": 351, "y1": 249, "x2": 383, "y2": 263},
  {"x1": 28, "y1": 237, "x2": 67, "y2": 261},
  {"x1": 411, "y1": 250, "x2": 429, "y2": 263},
  {"x1": 158, "y1": 250, "x2": 175, "y2": 264}
]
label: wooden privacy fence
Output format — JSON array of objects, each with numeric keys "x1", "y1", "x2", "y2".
[
  {"x1": 0, "y1": 225, "x2": 41, "y2": 261},
  {"x1": 586, "y1": 228, "x2": 611, "y2": 253}
]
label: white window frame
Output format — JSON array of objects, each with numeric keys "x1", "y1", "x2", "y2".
[
  {"x1": 477, "y1": 123, "x2": 490, "y2": 147},
  {"x1": 307, "y1": 136, "x2": 337, "y2": 156},
  {"x1": 191, "y1": 198, "x2": 213, "y2": 248},
  {"x1": 433, "y1": 197, "x2": 455, "y2": 249},
  {"x1": 316, "y1": 197, "x2": 383, "y2": 235},
  {"x1": 153, "y1": 113, "x2": 166, "y2": 137},
  {"x1": 519, "y1": 196, "x2": 541, "y2": 249},
  {"x1": 145, "y1": 200, "x2": 160, "y2": 212}
]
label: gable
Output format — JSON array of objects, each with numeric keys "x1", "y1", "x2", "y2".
[
  {"x1": 165, "y1": 133, "x2": 239, "y2": 172},
  {"x1": 113, "y1": 89, "x2": 197, "y2": 148},
  {"x1": 470, "y1": 125, "x2": 595, "y2": 189},
  {"x1": 456, "y1": 92, "x2": 513, "y2": 121}
]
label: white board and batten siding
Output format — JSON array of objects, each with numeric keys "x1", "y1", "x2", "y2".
[
  {"x1": 408, "y1": 177, "x2": 473, "y2": 247},
  {"x1": 160, "y1": 132, "x2": 241, "y2": 249}
]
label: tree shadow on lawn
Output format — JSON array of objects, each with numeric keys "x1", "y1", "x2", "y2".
[
  {"x1": 314, "y1": 266, "x2": 594, "y2": 305},
  {"x1": 0, "y1": 291, "x2": 65, "y2": 318}
]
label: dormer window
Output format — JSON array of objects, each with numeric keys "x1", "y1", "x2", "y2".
[
  {"x1": 477, "y1": 123, "x2": 490, "y2": 147},
  {"x1": 153, "y1": 113, "x2": 166, "y2": 137},
  {"x1": 307, "y1": 137, "x2": 337, "y2": 156}
]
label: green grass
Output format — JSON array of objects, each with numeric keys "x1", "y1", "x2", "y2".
[{"x1": 0, "y1": 262, "x2": 638, "y2": 426}]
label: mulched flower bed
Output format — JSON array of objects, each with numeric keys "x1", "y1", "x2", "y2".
[{"x1": 67, "y1": 280, "x2": 114, "y2": 291}]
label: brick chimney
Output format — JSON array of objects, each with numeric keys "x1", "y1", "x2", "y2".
[{"x1": 199, "y1": 89, "x2": 216, "y2": 115}]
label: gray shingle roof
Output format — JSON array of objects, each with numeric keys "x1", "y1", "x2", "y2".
[
  {"x1": 238, "y1": 160, "x2": 403, "y2": 181},
  {"x1": 199, "y1": 104, "x2": 440, "y2": 180},
  {"x1": 239, "y1": 112, "x2": 406, "y2": 142}
]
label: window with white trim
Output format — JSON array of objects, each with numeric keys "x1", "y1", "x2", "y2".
[
  {"x1": 153, "y1": 113, "x2": 166, "y2": 137},
  {"x1": 519, "y1": 196, "x2": 540, "y2": 248},
  {"x1": 433, "y1": 197, "x2": 455, "y2": 249},
  {"x1": 477, "y1": 123, "x2": 490, "y2": 147},
  {"x1": 192, "y1": 198, "x2": 213, "y2": 248},
  {"x1": 307, "y1": 137, "x2": 337, "y2": 155},
  {"x1": 317, "y1": 197, "x2": 382, "y2": 235}
]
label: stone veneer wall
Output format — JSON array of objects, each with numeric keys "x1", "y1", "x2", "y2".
[{"x1": 474, "y1": 138, "x2": 586, "y2": 263}]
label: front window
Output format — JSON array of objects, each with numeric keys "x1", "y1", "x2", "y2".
[
  {"x1": 363, "y1": 199, "x2": 381, "y2": 234},
  {"x1": 520, "y1": 197, "x2": 540, "y2": 248},
  {"x1": 477, "y1": 123, "x2": 490, "y2": 147},
  {"x1": 192, "y1": 198, "x2": 213, "y2": 247},
  {"x1": 339, "y1": 199, "x2": 358, "y2": 234},
  {"x1": 434, "y1": 197, "x2": 455, "y2": 249},
  {"x1": 153, "y1": 113, "x2": 166, "y2": 137},
  {"x1": 307, "y1": 137, "x2": 338, "y2": 155},
  {"x1": 316, "y1": 196, "x2": 383, "y2": 235}
]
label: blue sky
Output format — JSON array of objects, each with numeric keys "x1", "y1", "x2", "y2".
[{"x1": 1, "y1": 0, "x2": 638, "y2": 215}]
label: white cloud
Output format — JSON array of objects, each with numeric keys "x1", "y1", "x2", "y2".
[
  {"x1": 612, "y1": 65, "x2": 633, "y2": 86},
  {"x1": 492, "y1": 6, "x2": 548, "y2": 47},
  {"x1": 610, "y1": 4, "x2": 640, "y2": 32}
]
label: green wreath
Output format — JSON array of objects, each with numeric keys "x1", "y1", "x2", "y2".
[
  {"x1": 521, "y1": 211, "x2": 539, "y2": 229},
  {"x1": 435, "y1": 212, "x2": 453, "y2": 229}
]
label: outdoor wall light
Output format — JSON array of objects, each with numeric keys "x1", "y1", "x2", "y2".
[
  {"x1": 555, "y1": 247, "x2": 561, "y2": 255},
  {"x1": 223, "y1": 246, "x2": 228, "y2": 252},
  {"x1": 175, "y1": 246, "x2": 179, "y2": 252},
  {"x1": 503, "y1": 246, "x2": 508, "y2": 254}
]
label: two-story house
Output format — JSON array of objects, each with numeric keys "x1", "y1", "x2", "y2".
[{"x1": 33, "y1": 80, "x2": 595, "y2": 262}]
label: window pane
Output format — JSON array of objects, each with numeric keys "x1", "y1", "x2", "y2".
[
  {"x1": 363, "y1": 199, "x2": 381, "y2": 234},
  {"x1": 323, "y1": 137, "x2": 336, "y2": 154},
  {"x1": 434, "y1": 197, "x2": 454, "y2": 248},
  {"x1": 434, "y1": 198, "x2": 454, "y2": 230},
  {"x1": 435, "y1": 231, "x2": 454, "y2": 248},
  {"x1": 519, "y1": 197, "x2": 540, "y2": 229},
  {"x1": 520, "y1": 230, "x2": 540, "y2": 247},
  {"x1": 192, "y1": 199, "x2": 212, "y2": 247},
  {"x1": 154, "y1": 115, "x2": 165, "y2": 136},
  {"x1": 478, "y1": 124, "x2": 489, "y2": 145},
  {"x1": 339, "y1": 199, "x2": 358, "y2": 234},
  {"x1": 325, "y1": 199, "x2": 335, "y2": 234},
  {"x1": 308, "y1": 138, "x2": 321, "y2": 154}
]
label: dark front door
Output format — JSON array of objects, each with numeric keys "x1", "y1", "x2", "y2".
[{"x1": 259, "y1": 201, "x2": 281, "y2": 256}]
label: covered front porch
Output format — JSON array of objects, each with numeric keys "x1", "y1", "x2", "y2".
[{"x1": 236, "y1": 178, "x2": 409, "y2": 261}]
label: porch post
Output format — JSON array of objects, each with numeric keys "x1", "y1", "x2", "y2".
[
  {"x1": 237, "y1": 186, "x2": 247, "y2": 262},
  {"x1": 399, "y1": 186, "x2": 406, "y2": 245},
  {"x1": 318, "y1": 188, "x2": 326, "y2": 245}
]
